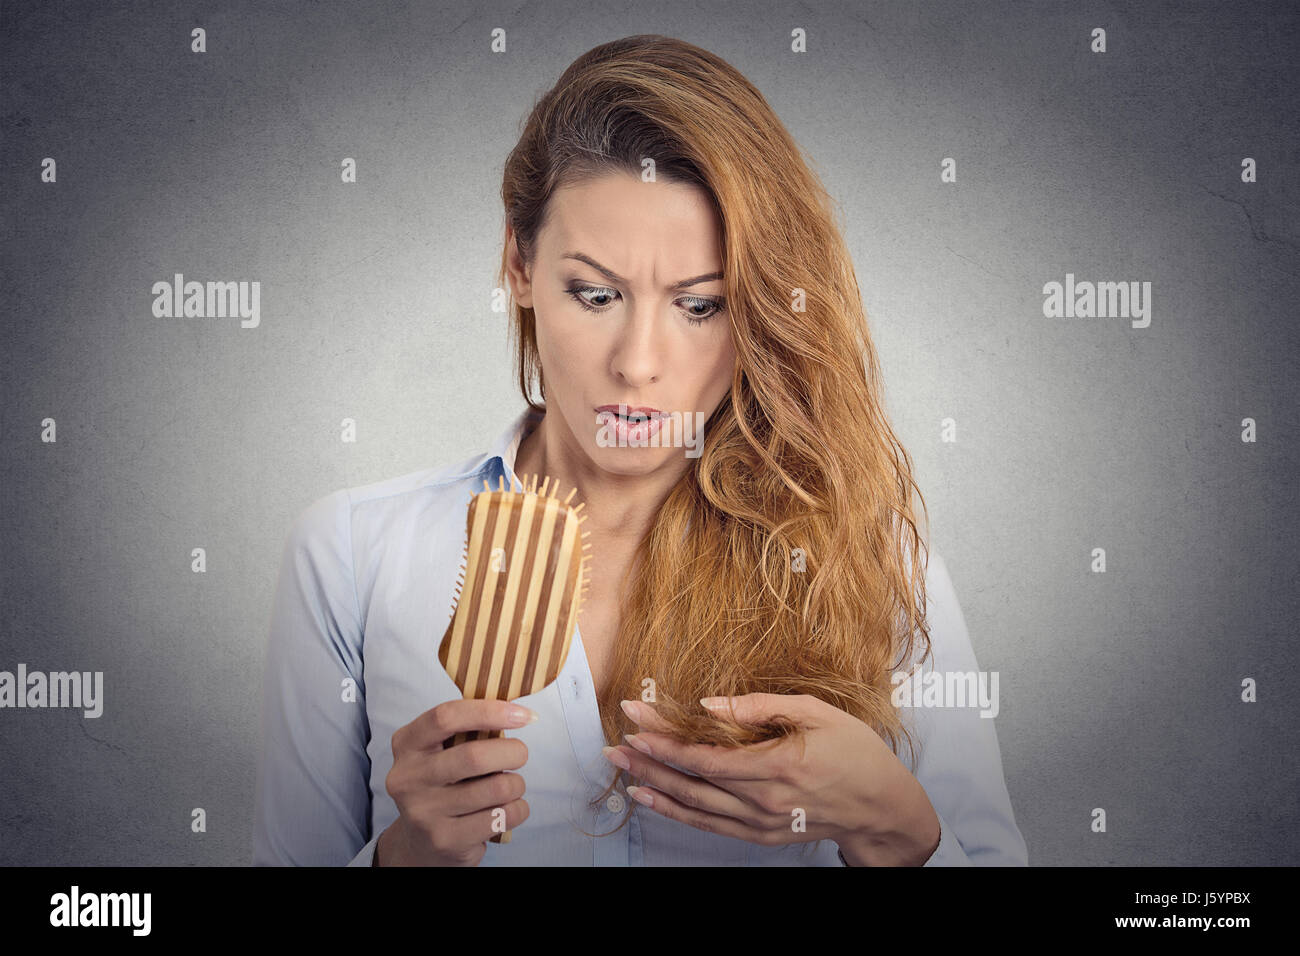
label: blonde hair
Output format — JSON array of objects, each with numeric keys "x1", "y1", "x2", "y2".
[{"x1": 497, "y1": 35, "x2": 933, "y2": 834}]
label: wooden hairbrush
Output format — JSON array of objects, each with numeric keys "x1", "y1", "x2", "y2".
[{"x1": 438, "y1": 473, "x2": 591, "y2": 843}]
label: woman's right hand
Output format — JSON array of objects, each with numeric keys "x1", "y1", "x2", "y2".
[{"x1": 374, "y1": 699, "x2": 535, "y2": 866}]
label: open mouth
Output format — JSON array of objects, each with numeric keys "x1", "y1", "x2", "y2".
[{"x1": 597, "y1": 405, "x2": 664, "y2": 423}]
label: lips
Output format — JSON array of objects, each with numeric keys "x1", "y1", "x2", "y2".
[{"x1": 595, "y1": 404, "x2": 665, "y2": 422}]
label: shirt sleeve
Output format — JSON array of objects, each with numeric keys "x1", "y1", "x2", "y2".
[
  {"x1": 252, "y1": 489, "x2": 374, "y2": 865},
  {"x1": 905, "y1": 551, "x2": 1029, "y2": 866}
]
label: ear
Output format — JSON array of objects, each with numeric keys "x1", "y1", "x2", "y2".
[{"x1": 505, "y1": 227, "x2": 534, "y2": 309}]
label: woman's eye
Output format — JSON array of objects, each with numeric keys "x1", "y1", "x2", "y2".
[
  {"x1": 566, "y1": 285, "x2": 725, "y2": 325},
  {"x1": 571, "y1": 286, "x2": 617, "y2": 309},
  {"x1": 679, "y1": 296, "x2": 724, "y2": 323}
]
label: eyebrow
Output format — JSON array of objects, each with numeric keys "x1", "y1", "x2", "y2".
[{"x1": 561, "y1": 251, "x2": 723, "y2": 291}]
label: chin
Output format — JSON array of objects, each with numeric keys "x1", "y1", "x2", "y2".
[{"x1": 586, "y1": 447, "x2": 673, "y2": 475}]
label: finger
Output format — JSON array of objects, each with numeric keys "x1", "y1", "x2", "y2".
[
  {"x1": 625, "y1": 783, "x2": 783, "y2": 847},
  {"x1": 622, "y1": 729, "x2": 786, "y2": 781},
  {"x1": 437, "y1": 736, "x2": 529, "y2": 785},
  {"x1": 440, "y1": 770, "x2": 526, "y2": 817},
  {"x1": 603, "y1": 744, "x2": 767, "y2": 827},
  {"x1": 619, "y1": 696, "x2": 809, "y2": 742},
  {"x1": 399, "y1": 699, "x2": 537, "y2": 752},
  {"x1": 453, "y1": 798, "x2": 530, "y2": 841},
  {"x1": 699, "y1": 692, "x2": 817, "y2": 728},
  {"x1": 618, "y1": 699, "x2": 675, "y2": 733}
]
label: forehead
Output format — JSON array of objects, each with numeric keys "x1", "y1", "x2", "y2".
[{"x1": 540, "y1": 171, "x2": 723, "y2": 275}]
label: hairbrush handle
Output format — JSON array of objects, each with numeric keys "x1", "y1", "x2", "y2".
[{"x1": 441, "y1": 728, "x2": 514, "y2": 844}]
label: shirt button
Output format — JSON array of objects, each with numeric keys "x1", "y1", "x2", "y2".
[{"x1": 605, "y1": 793, "x2": 625, "y2": 814}]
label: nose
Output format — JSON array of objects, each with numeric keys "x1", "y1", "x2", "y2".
[{"x1": 608, "y1": 303, "x2": 662, "y2": 388}]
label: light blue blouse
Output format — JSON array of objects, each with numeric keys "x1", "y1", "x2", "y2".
[{"x1": 252, "y1": 405, "x2": 1028, "y2": 866}]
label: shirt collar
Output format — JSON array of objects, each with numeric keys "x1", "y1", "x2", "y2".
[{"x1": 480, "y1": 404, "x2": 544, "y2": 489}]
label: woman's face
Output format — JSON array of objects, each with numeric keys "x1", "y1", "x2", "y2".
[{"x1": 507, "y1": 169, "x2": 736, "y2": 477}]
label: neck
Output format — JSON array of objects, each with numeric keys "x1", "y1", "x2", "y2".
[{"x1": 513, "y1": 409, "x2": 686, "y2": 546}]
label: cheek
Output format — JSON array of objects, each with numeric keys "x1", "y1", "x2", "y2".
[
  {"x1": 705, "y1": 332, "x2": 736, "y2": 381},
  {"x1": 671, "y1": 336, "x2": 733, "y2": 411},
  {"x1": 706, "y1": 337, "x2": 737, "y2": 403},
  {"x1": 533, "y1": 300, "x2": 595, "y2": 395},
  {"x1": 718, "y1": 333, "x2": 737, "y2": 369},
  {"x1": 537, "y1": 291, "x2": 598, "y2": 350}
]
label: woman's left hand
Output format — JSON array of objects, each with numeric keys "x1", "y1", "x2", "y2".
[{"x1": 602, "y1": 693, "x2": 941, "y2": 866}]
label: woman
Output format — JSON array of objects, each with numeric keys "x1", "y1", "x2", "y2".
[{"x1": 253, "y1": 35, "x2": 1027, "y2": 866}]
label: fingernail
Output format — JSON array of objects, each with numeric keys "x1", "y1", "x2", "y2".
[
  {"x1": 602, "y1": 745, "x2": 630, "y2": 770},
  {"x1": 627, "y1": 785, "x2": 653, "y2": 808},
  {"x1": 624, "y1": 732, "x2": 652, "y2": 756},
  {"x1": 508, "y1": 705, "x2": 539, "y2": 726},
  {"x1": 620, "y1": 699, "x2": 642, "y2": 721},
  {"x1": 700, "y1": 697, "x2": 727, "y2": 709}
]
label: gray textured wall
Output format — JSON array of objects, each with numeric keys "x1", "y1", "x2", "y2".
[{"x1": 1, "y1": 0, "x2": 1296, "y2": 866}]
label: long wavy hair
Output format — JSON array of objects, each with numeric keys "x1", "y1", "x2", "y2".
[{"x1": 496, "y1": 35, "x2": 934, "y2": 835}]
